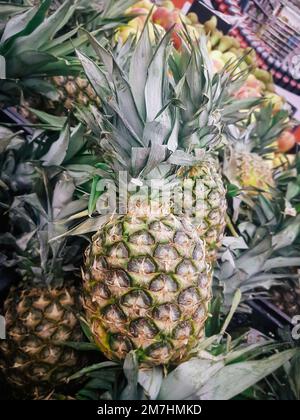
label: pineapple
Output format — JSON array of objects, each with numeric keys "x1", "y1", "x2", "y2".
[
  {"x1": 225, "y1": 105, "x2": 289, "y2": 197},
  {"x1": 77, "y1": 30, "x2": 213, "y2": 365},
  {"x1": 177, "y1": 158, "x2": 227, "y2": 261},
  {"x1": 0, "y1": 173, "x2": 84, "y2": 397},
  {"x1": 170, "y1": 39, "x2": 234, "y2": 261},
  {"x1": 0, "y1": 1, "x2": 134, "y2": 120}
]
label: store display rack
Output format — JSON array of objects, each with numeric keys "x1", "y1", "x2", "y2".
[{"x1": 211, "y1": 0, "x2": 300, "y2": 94}]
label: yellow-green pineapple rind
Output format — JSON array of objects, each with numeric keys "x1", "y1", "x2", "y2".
[
  {"x1": 178, "y1": 158, "x2": 227, "y2": 261},
  {"x1": 83, "y1": 212, "x2": 212, "y2": 366},
  {"x1": 0, "y1": 286, "x2": 84, "y2": 395}
]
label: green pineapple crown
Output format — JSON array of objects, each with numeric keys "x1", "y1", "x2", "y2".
[
  {"x1": 76, "y1": 25, "x2": 206, "y2": 211},
  {"x1": 0, "y1": 0, "x2": 136, "y2": 105},
  {"x1": 1, "y1": 170, "x2": 80, "y2": 287},
  {"x1": 170, "y1": 35, "x2": 260, "y2": 154},
  {"x1": 76, "y1": 26, "x2": 250, "y2": 183},
  {"x1": 228, "y1": 104, "x2": 290, "y2": 156}
]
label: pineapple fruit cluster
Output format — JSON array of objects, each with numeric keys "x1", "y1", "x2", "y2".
[{"x1": 0, "y1": 0, "x2": 299, "y2": 402}]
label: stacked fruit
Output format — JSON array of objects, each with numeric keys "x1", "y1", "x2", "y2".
[{"x1": 0, "y1": 0, "x2": 299, "y2": 402}]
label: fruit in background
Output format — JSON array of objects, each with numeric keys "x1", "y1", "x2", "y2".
[
  {"x1": 152, "y1": 6, "x2": 171, "y2": 28},
  {"x1": 234, "y1": 75, "x2": 264, "y2": 99},
  {"x1": 115, "y1": 25, "x2": 137, "y2": 43},
  {"x1": 128, "y1": 15, "x2": 147, "y2": 31},
  {"x1": 217, "y1": 35, "x2": 234, "y2": 53},
  {"x1": 204, "y1": 16, "x2": 218, "y2": 33},
  {"x1": 222, "y1": 51, "x2": 238, "y2": 63},
  {"x1": 246, "y1": 74, "x2": 264, "y2": 91},
  {"x1": 277, "y1": 130, "x2": 296, "y2": 153},
  {"x1": 254, "y1": 68, "x2": 272, "y2": 84},
  {"x1": 293, "y1": 125, "x2": 300, "y2": 143},
  {"x1": 210, "y1": 50, "x2": 225, "y2": 73},
  {"x1": 161, "y1": 0, "x2": 175, "y2": 10},
  {"x1": 171, "y1": 24, "x2": 183, "y2": 50},
  {"x1": 187, "y1": 12, "x2": 199, "y2": 25},
  {"x1": 265, "y1": 93, "x2": 284, "y2": 113},
  {"x1": 210, "y1": 30, "x2": 222, "y2": 48}
]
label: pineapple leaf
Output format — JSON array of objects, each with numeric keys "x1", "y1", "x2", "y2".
[
  {"x1": 198, "y1": 349, "x2": 297, "y2": 400},
  {"x1": 129, "y1": 14, "x2": 152, "y2": 119},
  {"x1": 120, "y1": 352, "x2": 139, "y2": 400},
  {"x1": 27, "y1": 108, "x2": 67, "y2": 128},
  {"x1": 76, "y1": 49, "x2": 111, "y2": 99},
  {"x1": 158, "y1": 359, "x2": 225, "y2": 400},
  {"x1": 59, "y1": 341, "x2": 99, "y2": 352},
  {"x1": 65, "y1": 124, "x2": 87, "y2": 162},
  {"x1": 7, "y1": 0, "x2": 75, "y2": 57},
  {"x1": 69, "y1": 361, "x2": 119, "y2": 381},
  {"x1": 145, "y1": 31, "x2": 170, "y2": 122},
  {"x1": 138, "y1": 368, "x2": 163, "y2": 401},
  {"x1": 41, "y1": 121, "x2": 70, "y2": 166},
  {"x1": 22, "y1": 78, "x2": 60, "y2": 101},
  {"x1": 0, "y1": 54, "x2": 5, "y2": 78},
  {"x1": 0, "y1": 6, "x2": 38, "y2": 45},
  {"x1": 220, "y1": 289, "x2": 241, "y2": 335}
]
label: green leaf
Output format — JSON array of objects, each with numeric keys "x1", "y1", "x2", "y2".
[
  {"x1": 0, "y1": 6, "x2": 37, "y2": 44},
  {"x1": 69, "y1": 361, "x2": 119, "y2": 381},
  {"x1": 27, "y1": 108, "x2": 67, "y2": 128},
  {"x1": 138, "y1": 367, "x2": 163, "y2": 400},
  {"x1": 198, "y1": 349, "x2": 297, "y2": 400},
  {"x1": 58, "y1": 341, "x2": 99, "y2": 351},
  {"x1": 7, "y1": 50, "x2": 57, "y2": 78},
  {"x1": 120, "y1": 352, "x2": 139, "y2": 400},
  {"x1": 65, "y1": 123, "x2": 87, "y2": 162},
  {"x1": 41, "y1": 122, "x2": 70, "y2": 166},
  {"x1": 88, "y1": 175, "x2": 102, "y2": 216},
  {"x1": 7, "y1": 0, "x2": 75, "y2": 57},
  {"x1": 145, "y1": 31, "x2": 170, "y2": 122},
  {"x1": 220, "y1": 289, "x2": 242, "y2": 335},
  {"x1": 76, "y1": 49, "x2": 110, "y2": 99},
  {"x1": 22, "y1": 78, "x2": 60, "y2": 100},
  {"x1": 0, "y1": 55, "x2": 6, "y2": 79},
  {"x1": 129, "y1": 16, "x2": 152, "y2": 119},
  {"x1": 158, "y1": 359, "x2": 225, "y2": 400},
  {"x1": 227, "y1": 183, "x2": 240, "y2": 198}
]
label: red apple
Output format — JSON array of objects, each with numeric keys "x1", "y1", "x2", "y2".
[
  {"x1": 152, "y1": 7, "x2": 171, "y2": 28},
  {"x1": 278, "y1": 131, "x2": 296, "y2": 153},
  {"x1": 293, "y1": 125, "x2": 300, "y2": 143},
  {"x1": 171, "y1": 24, "x2": 183, "y2": 50}
]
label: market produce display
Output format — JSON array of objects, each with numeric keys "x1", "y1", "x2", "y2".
[{"x1": 0, "y1": 0, "x2": 299, "y2": 401}]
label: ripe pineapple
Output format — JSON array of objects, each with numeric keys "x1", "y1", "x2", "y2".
[
  {"x1": 170, "y1": 40, "x2": 231, "y2": 261},
  {"x1": 177, "y1": 158, "x2": 227, "y2": 261},
  {"x1": 78, "y1": 31, "x2": 213, "y2": 365},
  {"x1": 0, "y1": 1, "x2": 133, "y2": 120},
  {"x1": 0, "y1": 173, "x2": 84, "y2": 397},
  {"x1": 225, "y1": 105, "x2": 289, "y2": 197},
  {"x1": 18, "y1": 76, "x2": 100, "y2": 121},
  {"x1": 233, "y1": 151, "x2": 274, "y2": 195}
]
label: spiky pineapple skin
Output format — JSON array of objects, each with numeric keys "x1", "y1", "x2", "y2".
[
  {"x1": 177, "y1": 158, "x2": 227, "y2": 262},
  {"x1": 18, "y1": 76, "x2": 100, "y2": 121},
  {"x1": 0, "y1": 286, "x2": 84, "y2": 395},
  {"x1": 82, "y1": 210, "x2": 212, "y2": 366},
  {"x1": 235, "y1": 151, "x2": 274, "y2": 194}
]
